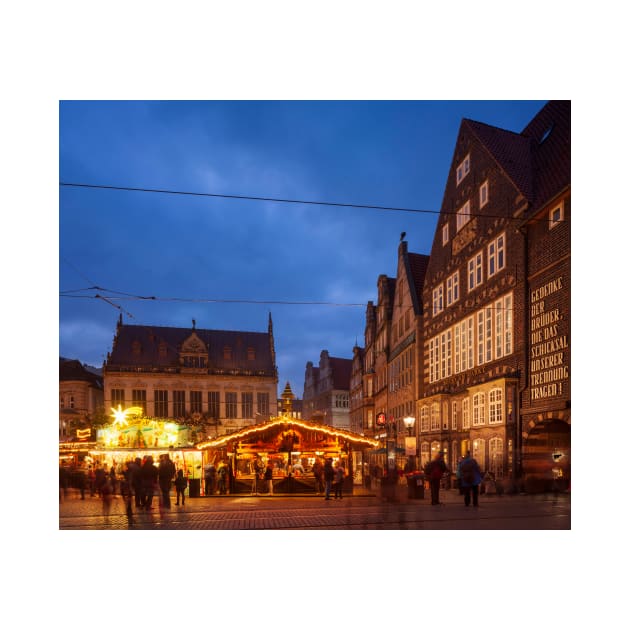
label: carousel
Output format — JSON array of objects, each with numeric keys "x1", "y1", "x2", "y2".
[{"x1": 196, "y1": 416, "x2": 379, "y2": 495}]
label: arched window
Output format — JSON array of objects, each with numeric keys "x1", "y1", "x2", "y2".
[
  {"x1": 472, "y1": 438, "x2": 486, "y2": 471},
  {"x1": 421, "y1": 442, "x2": 431, "y2": 468},
  {"x1": 420, "y1": 406, "x2": 429, "y2": 432}
]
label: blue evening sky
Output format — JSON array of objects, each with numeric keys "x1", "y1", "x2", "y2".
[{"x1": 59, "y1": 100, "x2": 546, "y2": 396}]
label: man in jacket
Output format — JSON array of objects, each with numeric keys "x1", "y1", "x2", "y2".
[
  {"x1": 158, "y1": 454, "x2": 176, "y2": 509},
  {"x1": 428, "y1": 451, "x2": 448, "y2": 505},
  {"x1": 457, "y1": 451, "x2": 482, "y2": 507}
]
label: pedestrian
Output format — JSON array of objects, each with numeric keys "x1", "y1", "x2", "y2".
[
  {"x1": 121, "y1": 461, "x2": 135, "y2": 525},
  {"x1": 427, "y1": 451, "x2": 448, "y2": 505},
  {"x1": 75, "y1": 465, "x2": 87, "y2": 500},
  {"x1": 333, "y1": 461, "x2": 346, "y2": 499},
  {"x1": 312, "y1": 458, "x2": 324, "y2": 494},
  {"x1": 101, "y1": 476, "x2": 113, "y2": 515},
  {"x1": 94, "y1": 464, "x2": 106, "y2": 497},
  {"x1": 87, "y1": 465, "x2": 96, "y2": 496},
  {"x1": 109, "y1": 464, "x2": 117, "y2": 496},
  {"x1": 457, "y1": 451, "x2": 482, "y2": 507},
  {"x1": 264, "y1": 461, "x2": 274, "y2": 495},
  {"x1": 323, "y1": 458, "x2": 334, "y2": 500},
  {"x1": 217, "y1": 463, "x2": 227, "y2": 494},
  {"x1": 204, "y1": 463, "x2": 216, "y2": 496},
  {"x1": 174, "y1": 469, "x2": 188, "y2": 506},
  {"x1": 130, "y1": 457, "x2": 143, "y2": 507},
  {"x1": 158, "y1": 453, "x2": 176, "y2": 509},
  {"x1": 59, "y1": 465, "x2": 69, "y2": 503},
  {"x1": 251, "y1": 457, "x2": 263, "y2": 495},
  {"x1": 141, "y1": 455, "x2": 159, "y2": 510}
]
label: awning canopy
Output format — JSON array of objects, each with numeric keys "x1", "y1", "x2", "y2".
[{"x1": 197, "y1": 415, "x2": 380, "y2": 452}]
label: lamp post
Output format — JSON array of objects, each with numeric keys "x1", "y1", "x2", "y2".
[{"x1": 403, "y1": 416, "x2": 416, "y2": 471}]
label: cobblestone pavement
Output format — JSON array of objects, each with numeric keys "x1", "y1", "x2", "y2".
[{"x1": 59, "y1": 488, "x2": 570, "y2": 530}]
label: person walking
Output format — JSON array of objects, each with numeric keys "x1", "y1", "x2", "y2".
[
  {"x1": 427, "y1": 451, "x2": 448, "y2": 505},
  {"x1": 158, "y1": 453, "x2": 176, "y2": 509},
  {"x1": 457, "y1": 451, "x2": 482, "y2": 507},
  {"x1": 312, "y1": 458, "x2": 324, "y2": 494},
  {"x1": 333, "y1": 461, "x2": 346, "y2": 499},
  {"x1": 323, "y1": 458, "x2": 335, "y2": 500},
  {"x1": 121, "y1": 460, "x2": 135, "y2": 525},
  {"x1": 130, "y1": 457, "x2": 143, "y2": 508},
  {"x1": 174, "y1": 469, "x2": 188, "y2": 506},
  {"x1": 217, "y1": 463, "x2": 227, "y2": 494},
  {"x1": 264, "y1": 462, "x2": 274, "y2": 495},
  {"x1": 141, "y1": 455, "x2": 159, "y2": 510}
]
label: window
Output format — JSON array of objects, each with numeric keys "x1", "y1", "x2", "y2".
[
  {"x1": 432, "y1": 284, "x2": 444, "y2": 316},
  {"x1": 462, "y1": 398, "x2": 470, "y2": 429},
  {"x1": 442, "y1": 401, "x2": 449, "y2": 429},
  {"x1": 241, "y1": 392, "x2": 253, "y2": 418},
  {"x1": 479, "y1": 180, "x2": 489, "y2": 208},
  {"x1": 154, "y1": 390, "x2": 168, "y2": 417},
  {"x1": 451, "y1": 401, "x2": 458, "y2": 430},
  {"x1": 472, "y1": 438, "x2": 486, "y2": 470},
  {"x1": 421, "y1": 442, "x2": 431, "y2": 468},
  {"x1": 487, "y1": 233, "x2": 505, "y2": 277},
  {"x1": 223, "y1": 346, "x2": 232, "y2": 360},
  {"x1": 183, "y1": 355, "x2": 207, "y2": 368},
  {"x1": 430, "y1": 403, "x2": 440, "y2": 431},
  {"x1": 468, "y1": 251, "x2": 483, "y2": 290},
  {"x1": 550, "y1": 201, "x2": 564, "y2": 229},
  {"x1": 225, "y1": 392, "x2": 237, "y2": 418},
  {"x1": 131, "y1": 389, "x2": 146, "y2": 414},
  {"x1": 456, "y1": 153, "x2": 470, "y2": 185},
  {"x1": 442, "y1": 223, "x2": 449, "y2": 245},
  {"x1": 489, "y1": 438, "x2": 504, "y2": 478},
  {"x1": 173, "y1": 391, "x2": 185, "y2": 417},
  {"x1": 247, "y1": 347, "x2": 256, "y2": 360},
  {"x1": 446, "y1": 271, "x2": 459, "y2": 306},
  {"x1": 456, "y1": 200, "x2": 471, "y2": 231},
  {"x1": 428, "y1": 292, "x2": 513, "y2": 383},
  {"x1": 472, "y1": 393, "x2": 485, "y2": 426},
  {"x1": 111, "y1": 389, "x2": 125, "y2": 407},
  {"x1": 420, "y1": 406, "x2": 429, "y2": 432},
  {"x1": 489, "y1": 389, "x2": 503, "y2": 424},
  {"x1": 208, "y1": 391, "x2": 220, "y2": 418},
  {"x1": 190, "y1": 390, "x2": 202, "y2": 414},
  {"x1": 257, "y1": 392, "x2": 269, "y2": 417}
]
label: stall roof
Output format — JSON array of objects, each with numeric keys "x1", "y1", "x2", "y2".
[{"x1": 196, "y1": 416, "x2": 380, "y2": 450}]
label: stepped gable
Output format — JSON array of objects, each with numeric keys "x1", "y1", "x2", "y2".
[{"x1": 107, "y1": 323, "x2": 275, "y2": 372}]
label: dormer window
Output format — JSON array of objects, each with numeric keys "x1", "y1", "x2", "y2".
[
  {"x1": 549, "y1": 201, "x2": 564, "y2": 229},
  {"x1": 224, "y1": 346, "x2": 232, "y2": 360},
  {"x1": 247, "y1": 347, "x2": 256, "y2": 361},
  {"x1": 479, "y1": 180, "x2": 489, "y2": 208},
  {"x1": 456, "y1": 153, "x2": 470, "y2": 185}
]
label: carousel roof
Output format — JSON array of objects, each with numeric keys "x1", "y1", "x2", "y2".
[{"x1": 196, "y1": 415, "x2": 380, "y2": 450}]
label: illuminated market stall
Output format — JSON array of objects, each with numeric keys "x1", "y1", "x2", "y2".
[
  {"x1": 196, "y1": 416, "x2": 380, "y2": 495},
  {"x1": 87, "y1": 405, "x2": 203, "y2": 489}
]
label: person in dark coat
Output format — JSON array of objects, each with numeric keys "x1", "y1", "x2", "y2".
[
  {"x1": 323, "y1": 458, "x2": 335, "y2": 500},
  {"x1": 130, "y1": 457, "x2": 143, "y2": 507},
  {"x1": 158, "y1": 454, "x2": 176, "y2": 509},
  {"x1": 174, "y1": 469, "x2": 188, "y2": 506},
  {"x1": 141, "y1": 456, "x2": 159, "y2": 510},
  {"x1": 427, "y1": 452, "x2": 448, "y2": 505},
  {"x1": 457, "y1": 451, "x2": 482, "y2": 507}
]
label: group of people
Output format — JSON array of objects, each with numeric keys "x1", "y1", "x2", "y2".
[
  {"x1": 203, "y1": 462, "x2": 231, "y2": 495},
  {"x1": 114, "y1": 454, "x2": 189, "y2": 520},
  {"x1": 424, "y1": 450, "x2": 483, "y2": 507}
]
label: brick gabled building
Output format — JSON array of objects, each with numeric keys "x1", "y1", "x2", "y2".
[
  {"x1": 102, "y1": 315, "x2": 278, "y2": 438},
  {"x1": 420, "y1": 100, "x2": 570, "y2": 490},
  {"x1": 302, "y1": 350, "x2": 352, "y2": 429}
]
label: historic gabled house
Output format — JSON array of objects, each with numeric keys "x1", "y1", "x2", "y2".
[
  {"x1": 385, "y1": 242, "x2": 429, "y2": 465},
  {"x1": 302, "y1": 350, "x2": 352, "y2": 429},
  {"x1": 420, "y1": 100, "x2": 570, "y2": 491},
  {"x1": 102, "y1": 315, "x2": 278, "y2": 440}
]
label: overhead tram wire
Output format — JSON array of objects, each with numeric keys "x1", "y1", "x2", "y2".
[{"x1": 59, "y1": 182, "x2": 568, "y2": 224}]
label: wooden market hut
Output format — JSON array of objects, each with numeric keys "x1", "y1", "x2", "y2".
[{"x1": 196, "y1": 416, "x2": 379, "y2": 495}]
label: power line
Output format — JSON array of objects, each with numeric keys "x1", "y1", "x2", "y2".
[{"x1": 59, "y1": 181, "x2": 568, "y2": 223}]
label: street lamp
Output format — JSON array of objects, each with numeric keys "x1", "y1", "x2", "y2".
[{"x1": 403, "y1": 416, "x2": 416, "y2": 471}]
